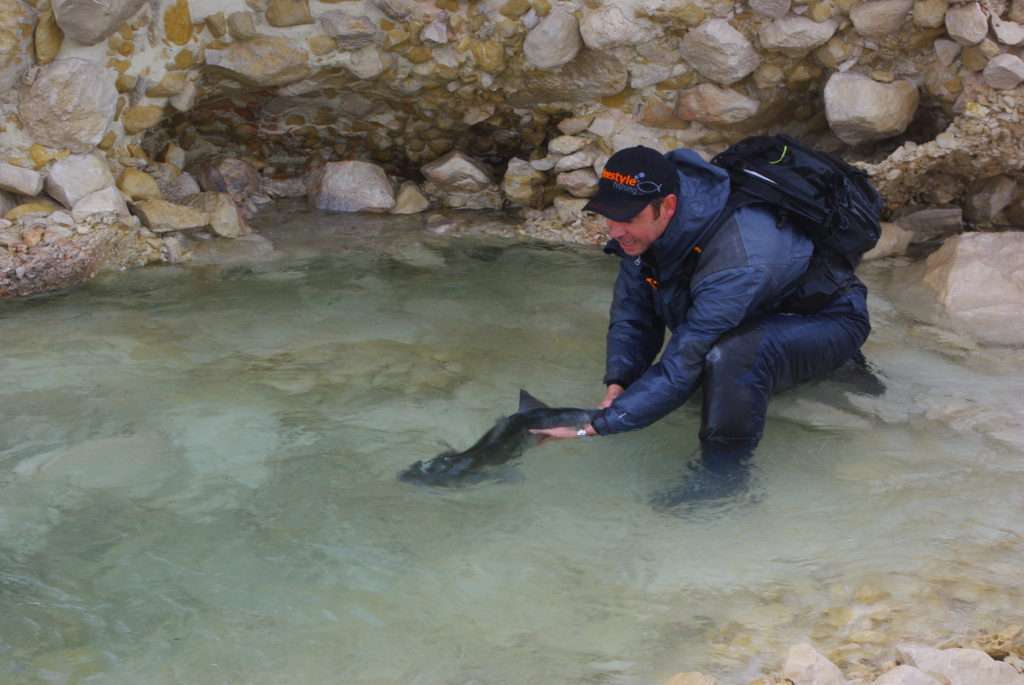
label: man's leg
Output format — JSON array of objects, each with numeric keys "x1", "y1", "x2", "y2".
[
  {"x1": 701, "y1": 285, "x2": 871, "y2": 458},
  {"x1": 652, "y1": 287, "x2": 870, "y2": 509}
]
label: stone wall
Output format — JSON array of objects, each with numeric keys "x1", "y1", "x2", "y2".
[{"x1": 1, "y1": 0, "x2": 1023, "y2": 299}]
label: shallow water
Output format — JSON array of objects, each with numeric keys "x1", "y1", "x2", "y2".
[{"x1": 1, "y1": 209, "x2": 1022, "y2": 685}]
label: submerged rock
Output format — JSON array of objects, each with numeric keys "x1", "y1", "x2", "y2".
[
  {"x1": 784, "y1": 643, "x2": 847, "y2": 685},
  {"x1": 896, "y1": 645, "x2": 1024, "y2": 685}
]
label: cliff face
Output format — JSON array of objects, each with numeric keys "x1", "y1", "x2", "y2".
[{"x1": 0, "y1": 0, "x2": 1023, "y2": 297}]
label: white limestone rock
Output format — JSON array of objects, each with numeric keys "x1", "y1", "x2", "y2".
[
  {"x1": 0, "y1": 163, "x2": 43, "y2": 197},
  {"x1": 390, "y1": 181, "x2": 429, "y2": 214},
  {"x1": 308, "y1": 161, "x2": 395, "y2": 213},
  {"x1": 783, "y1": 643, "x2": 847, "y2": 685},
  {"x1": 983, "y1": 53, "x2": 1024, "y2": 88},
  {"x1": 548, "y1": 135, "x2": 589, "y2": 155},
  {"x1": 945, "y1": 2, "x2": 989, "y2": 45},
  {"x1": 579, "y1": 5, "x2": 659, "y2": 50},
  {"x1": 964, "y1": 174, "x2": 1017, "y2": 223},
  {"x1": 896, "y1": 645, "x2": 1024, "y2": 685},
  {"x1": 18, "y1": 59, "x2": 118, "y2": 153},
  {"x1": 511, "y1": 49, "x2": 628, "y2": 104},
  {"x1": 71, "y1": 186, "x2": 130, "y2": 221},
  {"x1": 45, "y1": 154, "x2": 115, "y2": 209},
  {"x1": 421, "y1": 151, "x2": 492, "y2": 192},
  {"x1": 921, "y1": 234, "x2": 1024, "y2": 345},
  {"x1": 554, "y1": 148, "x2": 598, "y2": 172},
  {"x1": 872, "y1": 665, "x2": 942, "y2": 685},
  {"x1": 992, "y1": 16, "x2": 1024, "y2": 45},
  {"x1": 750, "y1": 0, "x2": 791, "y2": 18},
  {"x1": 523, "y1": 8, "x2": 581, "y2": 70},
  {"x1": 556, "y1": 169, "x2": 599, "y2": 198},
  {"x1": 629, "y1": 62, "x2": 689, "y2": 89},
  {"x1": 51, "y1": 0, "x2": 147, "y2": 45},
  {"x1": 337, "y1": 46, "x2": 387, "y2": 80},
  {"x1": 851, "y1": 0, "x2": 913, "y2": 37},
  {"x1": 759, "y1": 17, "x2": 839, "y2": 54},
  {"x1": 676, "y1": 84, "x2": 761, "y2": 124},
  {"x1": 824, "y1": 73, "x2": 919, "y2": 145},
  {"x1": 680, "y1": 19, "x2": 761, "y2": 85}
]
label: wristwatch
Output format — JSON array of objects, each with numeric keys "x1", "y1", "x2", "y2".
[{"x1": 576, "y1": 428, "x2": 589, "y2": 438}]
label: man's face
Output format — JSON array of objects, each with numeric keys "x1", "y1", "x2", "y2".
[{"x1": 605, "y1": 195, "x2": 676, "y2": 256}]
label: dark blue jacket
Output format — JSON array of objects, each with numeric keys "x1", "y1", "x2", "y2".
[{"x1": 591, "y1": 149, "x2": 814, "y2": 436}]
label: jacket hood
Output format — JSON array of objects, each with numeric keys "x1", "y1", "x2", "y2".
[{"x1": 647, "y1": 149, "x2": 731, "y2": 279}]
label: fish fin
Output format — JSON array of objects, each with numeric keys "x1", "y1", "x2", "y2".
[{"x1": 517, "y1": 389, "x2": 549, "y2": 413}]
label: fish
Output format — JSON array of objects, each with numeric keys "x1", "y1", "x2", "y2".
[{"x1": 399, "y1": 390, "x2": 599, "y2": 486}]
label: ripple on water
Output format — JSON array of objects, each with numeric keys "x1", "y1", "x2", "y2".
[{"x1": 1, "y1": 219, "x2": 1023, "y2": 684}]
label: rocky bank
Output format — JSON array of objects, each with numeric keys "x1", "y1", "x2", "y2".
[{"x1": 0, "y1": 0, "x2": 1023, "y2": 337}]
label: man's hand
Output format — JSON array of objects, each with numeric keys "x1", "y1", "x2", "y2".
[
  {"x1": 600, "y1": 384, "x2": 625, "y2": 409},
  {"x1": 530, "y1": 424, "x2": 596, "y2": 442}
]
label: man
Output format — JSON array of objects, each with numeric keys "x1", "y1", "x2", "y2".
[{"x1": 534, "y1": 145, "x2": 871, "y2": 502}]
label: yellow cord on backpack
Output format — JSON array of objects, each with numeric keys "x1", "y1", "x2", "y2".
[{"x1": 769, "y1": 145, "x2": 788, "y2": 164}]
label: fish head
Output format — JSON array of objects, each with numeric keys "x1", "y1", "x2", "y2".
[{"x1": 398, "y1": 449, "x2": 474, "y2": 486}]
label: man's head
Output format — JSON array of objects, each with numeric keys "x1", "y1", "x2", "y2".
[{"x1": 584, "y1": 146, "x2": 680, "y2": 257}]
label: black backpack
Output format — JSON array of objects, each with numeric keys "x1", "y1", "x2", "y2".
[
  {"x1": 711, "y1": 134, "x2": 883, "y2": 269},
  {"x1": 696, "y1": 135, "x2": 884, "y2": 313}
]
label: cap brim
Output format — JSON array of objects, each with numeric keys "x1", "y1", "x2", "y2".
[{"x1": 582, "y1": 194, "x2": 648, "y2": 222}]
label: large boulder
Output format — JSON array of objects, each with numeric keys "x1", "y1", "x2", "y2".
[
  {"x1": 44, "y1": 154, "x2": 115, "y2": 208},
  {"x1": 850, "y1": 0, "x2": 913, "y2": 37},
  {"x1": 51, "y1": 0, "x2": 147, "y2": 45},
  {"x1": 680, "y1": 19, "x2": 760, "y2": 85},
  {"x1": 896, "y1": 645, "x2": 1024, "y2": 685},
  {"x1": 759, "y1": 17, "x2": 838, "y2": 54},
  {"x1": 824, "y1": 73, "x2": 919, "y2": 145},
  {"x1": 579, "y1": 5, "x2": 658, "y2": 50},
  {"x1": 421, "y1": 151, "x2": 492, "y2": 192},
  {"x1": 0, "y1": 0, "x2": 33, "y2": 91},
  {"x1": 523, "y1": 8, "x2": 581, "y2": 70},
  {"x1": 204, "y1": 37, "x2": 312, "y2": 87},
  {"x1": 71, "y1": 186, "x2": 130, "y2": 221},
  {"x1": 676, "y1": 84, "x2": 760, "y2": 124},
  {"x1": 922, "y1": 233, "x2": 1024, "y2": 345},
  {"x1": 18, "y1": 59, "x2": 118, "y2": 153},
  {"x1": 945, "y1": 2, "x2": 988, "y2": 44},
  {"x1": 130, "y1": 200, "x2": 210, "y2": 232},
  {"x1": 308, "y1": 160, "x2": 395, "y2": 213}
]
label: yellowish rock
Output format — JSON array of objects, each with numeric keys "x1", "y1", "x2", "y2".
[
  {"x1": 469, "y1": 39, "x2": 504, "y2": 73},
  {"x1": 98, "y1": 131, "x2": 117, "y2": 150},
  {"x1": 665, "y1": 672, "x2": 717, "y2": 685},
  {"x1": 205, "y1": 12, "x2": 226, "y2": 37},
  {"x1": 406, "y1": 45, "x2": 432, "y2": 63},
  {"x1": 108, "y1": 58, "x2": 131, "y2": 72},
  {"x1": 117, "y1": 168, "x2": 162, "y2": 200},
  {"x1": 118, "y1": 40, "x2": 133, "y2": 56},
  {"x1": 531, "y1": 0, "x2": 551, "y2": 15},
  {"x1": 436, "y1": 0, "x2": 457, "y2": 10},
  {"x1": 164, "y1": 0, "x2": 193, "y2": 45},
  {"x1": 115, "y1": 73, "x2": 137, "y2": 92},
  {"x1": 5, "y1": 199, "x2": 60, "y2": 221},
  {"x1": 500, "y1": 0, "x2": 531, "y2": 17},
  {"x1": 28, "y1": 144, "x2": 69, "y2": 168},
  {"x1": 810, "y1": 0, "x2": 835, "y2": 21},
  {"x1": 34, "y1": 9, "x2": 63, "y2": 65},
  {"x1": 145, "y1": 71, "x2": 187, "y2": 96},
  {"x1": 174, "y1": 50, "x2": 194, "y2": 69},
  {"x1": 123, "y1": 105, "x2": 164, "y2": 134},
  {"x1": 265, "y1": 0, "x2": 312, "y2": 27},
  {"x1": 961, "y1": 46, "x2": 989, "y2": 71},
  {"x1": 308, "y1": 34, "x2": 336, "y2": 55}
]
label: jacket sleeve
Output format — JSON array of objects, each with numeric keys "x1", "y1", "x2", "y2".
[
  {"x1": 604, "y1": 261, "x2": 665, "y2": 388},
  {"x1": 593, "y1": 264, "x2": 776, "y2": 435}
]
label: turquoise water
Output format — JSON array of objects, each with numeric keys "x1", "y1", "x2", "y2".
[{"x1": 1, "y1": 209, "x2": 1022, "y2": 684}]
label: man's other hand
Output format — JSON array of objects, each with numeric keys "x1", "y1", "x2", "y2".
[{"x1": 600, "y1": 384, "x2": 625, "y2": 409}]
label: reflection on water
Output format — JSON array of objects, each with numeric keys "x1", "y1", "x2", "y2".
[{"x1": 1, "y1": 211, "x2": 1022, "y2": 685}]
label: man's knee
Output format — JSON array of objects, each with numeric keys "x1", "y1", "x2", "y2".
[{"x1": 703, "y1": 329, "x2": 764, "y2": 383}]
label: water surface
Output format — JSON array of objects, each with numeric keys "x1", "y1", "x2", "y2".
[{"x1": 1, "y1": 209, "x2": 1022, "y2": 684}]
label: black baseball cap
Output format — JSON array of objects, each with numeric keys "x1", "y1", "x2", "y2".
[{"x1": 584, "y1": 146, "x2": 679, "y2": 221}]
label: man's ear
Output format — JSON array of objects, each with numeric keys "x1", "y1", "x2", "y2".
[{"x1": 662, "y1": 193, "x2": 678, "y2": 216}]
